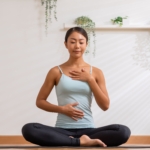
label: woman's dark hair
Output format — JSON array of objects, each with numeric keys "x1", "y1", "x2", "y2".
[{"x1": 65, "y1": 27, "x2": 88, "y2": 43}]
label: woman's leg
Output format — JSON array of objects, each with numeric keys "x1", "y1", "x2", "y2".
[
  {"x1": 22, "y1": 123, "x2": 80, "y2": 146},
  {"x1": 86, "y1": 124, "x2": 131, "y2": 147}
]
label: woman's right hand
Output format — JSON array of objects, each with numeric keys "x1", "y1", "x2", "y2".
[{"x1": 61, "y1": 102, "x2": 84, "y2": 121}]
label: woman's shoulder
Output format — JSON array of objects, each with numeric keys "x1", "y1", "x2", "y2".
[
  {"x1": 92, "y1": 66, "x2": 103, "y2": 73},
  {"x1": 46, "y1": 66, "x2": 60, "y2": 78},
  {"x1": 92, "y1": 66, "x2": 104, "y2": 80}
]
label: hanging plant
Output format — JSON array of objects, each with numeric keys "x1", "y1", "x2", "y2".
[
  {"x1": 75, "y1": 16, "x2": 96, "y2": 56},
  {"x1": 41, "y1": 0, "x2": 58, "y2": 35}
]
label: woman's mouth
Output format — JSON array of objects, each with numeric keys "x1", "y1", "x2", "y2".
[{"x1": 73, "y1": 51, "x2": 81, "y2": 53}]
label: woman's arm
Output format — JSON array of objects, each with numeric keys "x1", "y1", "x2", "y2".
[
  {"x1": 69, "y1": 67, "x2": 110, "y2": 111},
  {"x1": 36, "y1": 67, "x2": 64, "y2": 114},
  {"x1": 36, "y1": 67, "x2": 84, "y2": 120},
  {"x1": 87, "y1": 68, "x2": 110, "y2": 111}
]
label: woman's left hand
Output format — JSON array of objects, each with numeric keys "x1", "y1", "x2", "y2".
[{"x1": 69, "y1": 68, "x2": 93, "y2": 82}]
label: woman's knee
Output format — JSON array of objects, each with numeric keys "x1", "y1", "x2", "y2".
[
  {"x1": 22, "y1": 123, "x2": 35, "y2": 140},
  {"x1": 118, "y1": 124, "x2": 131, "y2": 144}
]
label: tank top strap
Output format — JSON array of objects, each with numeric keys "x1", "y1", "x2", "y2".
[
  {"x1": 58, "y1": 66, "x2": 63, "y2": 74},
  {"x1": 90, "y1": 65, "x2": 92, "y2": 74}
]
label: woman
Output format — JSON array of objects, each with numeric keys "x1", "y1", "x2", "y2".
[{"x1": 22, "y1": 27, "x2": 131, "y2": 147}]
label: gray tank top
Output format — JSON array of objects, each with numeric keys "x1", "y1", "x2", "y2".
[{"x1": 55, "y1": 65, "x2": 95, "y2": 128}]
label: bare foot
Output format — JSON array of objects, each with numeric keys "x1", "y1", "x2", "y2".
[{"x1": 80, "y1": 135, "x2": 107, "y2": 147}]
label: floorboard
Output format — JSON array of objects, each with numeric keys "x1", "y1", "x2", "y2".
[{"x1": 0, "y1": 144, "x2": 150, "y2": 150}]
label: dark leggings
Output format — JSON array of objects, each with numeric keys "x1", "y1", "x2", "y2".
[{"x1": 22, "y1": 123, "x2": 131, "y2": 147}]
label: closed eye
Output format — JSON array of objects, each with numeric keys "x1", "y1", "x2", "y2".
[{"x1": 71, "y1": 42, "x2": 84, "y2": 44}]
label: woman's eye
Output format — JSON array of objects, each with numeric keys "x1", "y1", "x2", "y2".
[{"x1": 71, "y1": 42, "x2": 84, "y2": 44}]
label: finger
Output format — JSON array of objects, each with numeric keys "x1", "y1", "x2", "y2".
[
  {"x1": 70, "y1": 75, "x2": 81, "y2": 79},
  {"x1": 74, "y1": 109, "x2": 84, "y2": 113},
  {"x1": 71, "y1": 102, "x2": 79, "y2": 106},
  {"x1": 73, "y1": 111, "x2": 83, "y2": 116},
  {"x1": 73, "y1": 108, "x2": 84, "y2": 113},
  {"x1": 73, "y1": 115, "x2": 83, "y2": 119},
  {"x1": 69, "y1": 75, "x2": 80, "y2": 78},
  {"x1": 73, "y1": 113, "x2": 84, "y2": 118},
  {"x1": 73, "y1": 114, "x2": 84, "y2": 119},
  {"x1": 74, "y1": 114, "x2": 84, "y2": 118},
  {"x1": 73, "y1": 111, "x2": 84, "y2": 116},
  {"x1": 74, "y1": 111, "x2": 84, "y2": 114},
  {"x1": 70, "y1": 70, "x2": 80, "y2": 73},
  {"x1": 69, "y1": 70, "x2": 79, "y2": 73},
  {"x1": 73, "y1": 114, "x2": 81, "y2": 117},
  {"x1": 69, "y1": 72, "x2": 79, "y2": 76},
  {"x1": 72, "y1": 117, "x2": 78, "y2": 121},
  {"x1": 75, "y1": 115, "x2": 83, "y2": 119}
]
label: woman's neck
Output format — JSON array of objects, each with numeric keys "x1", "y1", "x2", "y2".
[{"x1": 65, "y1": 57, "x2": 87, "y2": 67}]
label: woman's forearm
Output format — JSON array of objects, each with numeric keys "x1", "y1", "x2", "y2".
[
  {"x1": 88, "y1": 78, "x2": 109, "y2": 111},
  {"x1": 36, "y1": 100, "x2": 64, "y2": 114}
]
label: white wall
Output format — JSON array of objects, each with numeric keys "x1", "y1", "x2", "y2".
[{"x1": 0, "y1": 0, "x2": 150, "y2": 135}]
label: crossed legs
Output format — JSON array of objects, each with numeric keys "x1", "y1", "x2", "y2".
[{"x1": 22, "y1": 123, "x2": 131, "y2": 147}]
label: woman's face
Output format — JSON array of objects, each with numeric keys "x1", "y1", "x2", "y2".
[{"x1": 64, "y1": 31, "x2": 87, "y2": 58}]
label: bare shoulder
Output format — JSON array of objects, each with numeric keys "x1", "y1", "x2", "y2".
[
  {"x1": 45, "y1": 66, "x2": 60, "y2": 84},
  {"x1": 47, "y1": 66, "x2": 60, "y2": 76},
  {"x1": 92, "y1": 66, "x2": 105, "y2": 82},
  {"x1": 92, "y1": 66, "x2": 103, "y2": 73}
]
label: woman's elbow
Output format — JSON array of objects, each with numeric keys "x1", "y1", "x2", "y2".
[
  {"x1": 103, "y1": 105, "x2": 109, "y2": 111},
  {"x1": 36, "y1": 99, "x2": 40, "y2": 108},
  {"x1": 102, "y1": 100, "x2": 110, "y2": 111}
]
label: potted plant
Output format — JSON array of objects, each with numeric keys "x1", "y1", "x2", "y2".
[
  {"x1": 75, "y1": 16, "x2": 96, "y2": 56},
  {"x1": 111, "y1": 16, "x2": 128, "y2": 26},
  {"x1": 41, "y1": 0, "x2": 58, "y2": 35}
]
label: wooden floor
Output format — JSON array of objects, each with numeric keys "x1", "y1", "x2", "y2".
[{"x1": 0, "y1": 144, "x2": 150, "y2": 150}]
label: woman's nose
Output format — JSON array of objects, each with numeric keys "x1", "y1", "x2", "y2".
[{"x1": 75, "y1": 42, "x2": 80, "y2": 48}]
